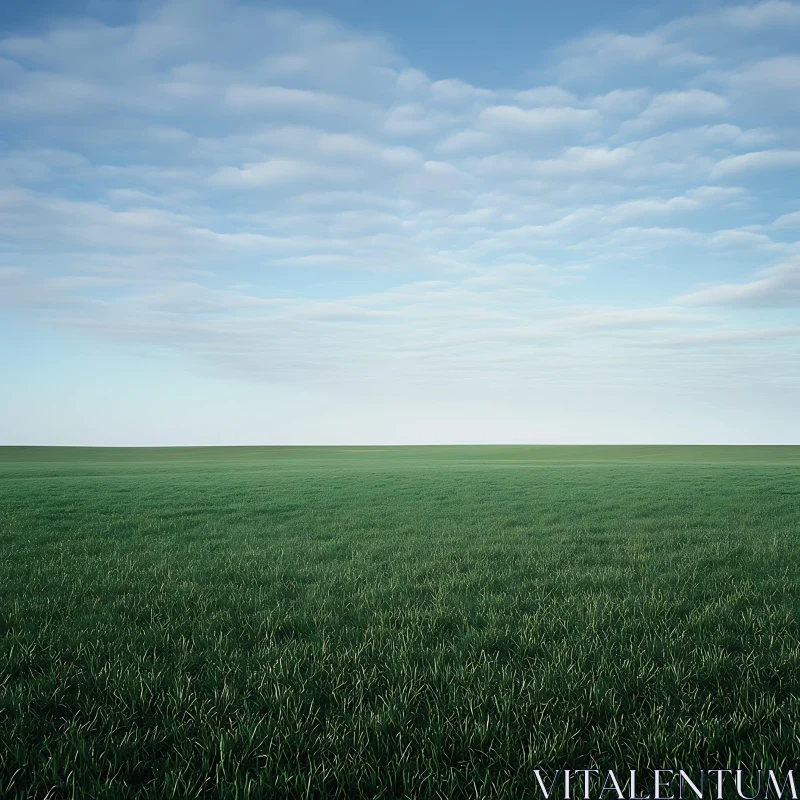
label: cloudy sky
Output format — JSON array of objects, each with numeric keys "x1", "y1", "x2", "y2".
[{"x1": 1, "y1": 0, "x2": 799, "y2": 445}]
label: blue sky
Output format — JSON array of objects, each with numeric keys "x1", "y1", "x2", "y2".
[{"x1": 1, "y1": 0, "x2": 799, "y2": 445}]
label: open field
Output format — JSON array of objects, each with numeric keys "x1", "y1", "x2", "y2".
[{"x1": 2, "y1": 445, "x2": 800, "y2": 798}]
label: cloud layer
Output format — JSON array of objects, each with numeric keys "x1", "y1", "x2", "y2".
[{"x1": 1, "y1": 0, "x2": 799, "y2": 441}]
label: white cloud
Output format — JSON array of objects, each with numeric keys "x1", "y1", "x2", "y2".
[
  {"x1": 224, "y1": 84, "x2": 374, "y2": 121},
  {"x1": 212, "y1": 158, "x2": 363, "y2": 188},
  {"x1": 709, "y1": 229, "x2": 785, "y2": 252},
  {"x1": 553, "y1": 30, "x2": 714, "y2": 86},
  {"x1": 687, "y1": 185, "x2": 750, "y2": 204},
  {"x1": 528, "y1": 146, "x2": 633, "y2": 177},
  {"x1": 621, "y1": 90, "x2": 729, "y2": 135},
  {"x1": 724, "y1": 55, "x2": 800, "y2": 116},
  {"x1": 245, "y1": 127, "x2": 423, "y2": 170},
  {"x1": 677, "y1": 259, "x2": 800, "y2": 307},
  {"x1": 383, "y1": 103, "x2": 453, "y2": 137},
  {"x1": 711, "y1": 150, "x2": 800, "y2": 178},
  {"x1": 436, "y1": 129, "x2": 496, "y2": 154},
  {"x1": 430, "y1": 78, "x2": 493, "y2": 104},
  {"x1": 730, "y1": 55, "x2": 800, "y2": 94},
  {"x1": 516, "y1": 86, "x2": 579, "y2": 106},
  {"x1": 477, "y1": 104, "x2": 598, "y2": 136},
  {"x1": 773, "y1": 210, "x2": 800, "y2": 228},
  {"x1": 720, "y1": 1, "x2": 800, "y2": 29},
  {"x1": 588, "y1": 88, "x2": 650, "y2": 115},
  {"x1": 395, "y1": 67, "x2": 430, "y2": 93}
]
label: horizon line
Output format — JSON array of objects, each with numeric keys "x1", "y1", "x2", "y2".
[{"x1": 2, "y1": 443, "x2": 799, "y2": 449}]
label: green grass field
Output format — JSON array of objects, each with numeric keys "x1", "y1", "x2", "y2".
[{"x1": 2, "y1": 446, "x2": 800, "y2": 798}]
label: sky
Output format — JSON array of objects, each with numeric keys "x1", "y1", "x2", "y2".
[{"x1": 1, "y1": 0, "x2": 799, "y2": 445}]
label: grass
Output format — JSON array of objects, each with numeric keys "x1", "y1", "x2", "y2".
[{"x1": 1, "y1": 445, "x2": 799, "y2": 798}]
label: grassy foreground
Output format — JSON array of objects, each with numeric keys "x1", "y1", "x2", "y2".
[{"x1": 1, "y1": 445, "x2": 800, "y2": 798}]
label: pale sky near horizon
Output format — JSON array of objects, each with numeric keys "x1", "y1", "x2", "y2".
[{"x1": 1, "y1": 0, "x2": 799, "y2": 445}]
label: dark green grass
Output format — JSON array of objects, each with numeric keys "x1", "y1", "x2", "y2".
[{"x1": 1, "y1": 446, "x2": 799, "y2": 798}]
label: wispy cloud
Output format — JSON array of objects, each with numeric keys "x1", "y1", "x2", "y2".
[{"x1": 677, "y1": 259, "x2": 800, "y2": 308}]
